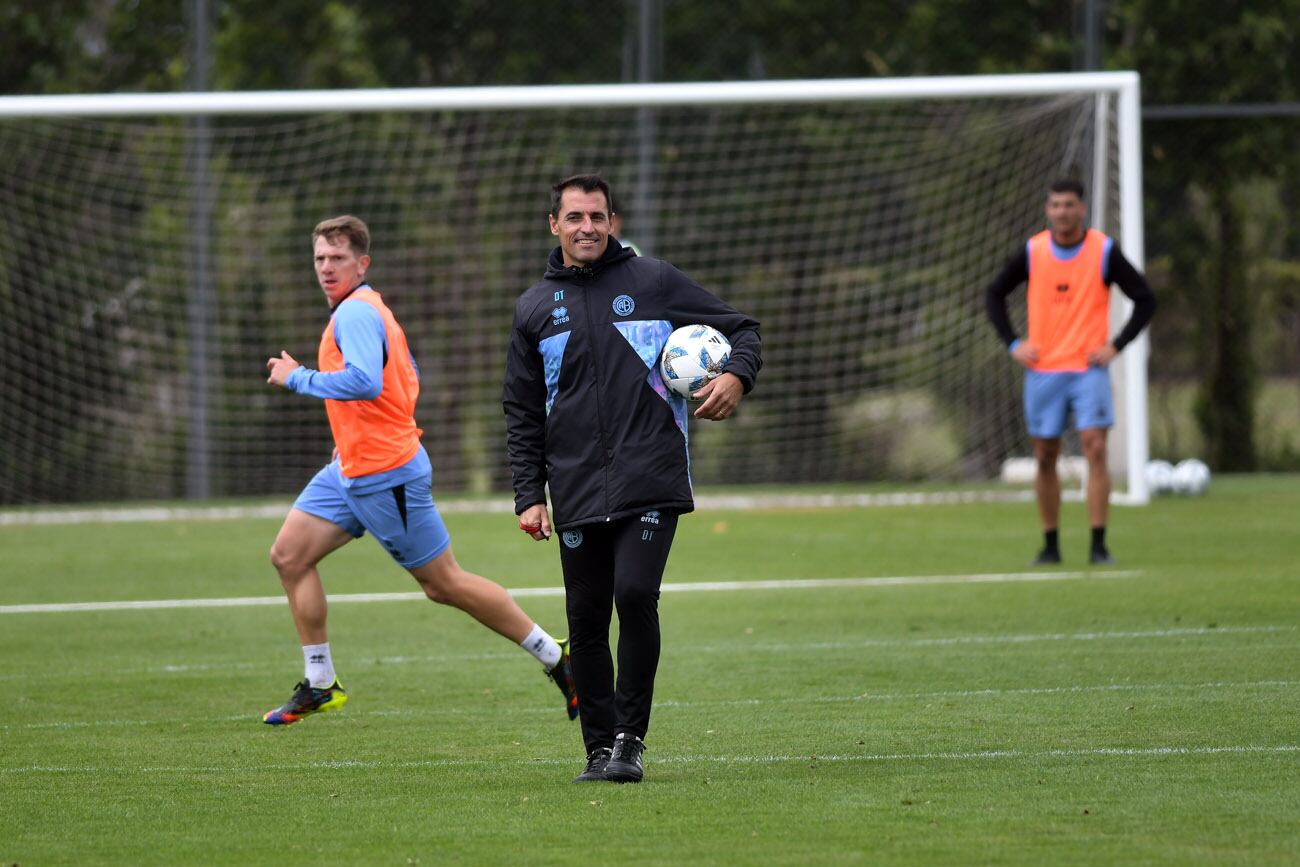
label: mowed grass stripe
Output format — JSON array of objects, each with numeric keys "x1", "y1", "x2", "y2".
[
  {"x1": 0, "y1": 624, "x2": 1289, "y2": 685},
  {"x1": 697, "y1": 623, "x2": 1295, "y2": 651},
  {"x1": 0, "y1": 570, "x2": 1140, "y2": 614},
  {"x1": 6, "y1": 744, "x2": 1298, "y2": 775},
  {"x1": 0, "y1": 623, "x2": 1287, "y2": 684},
  {"x1": 7, "y1": 679, "x2": 1294, "y2": 731}
]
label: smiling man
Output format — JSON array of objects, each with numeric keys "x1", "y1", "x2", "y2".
[
  {"x1": 985, "y1": 179, "x2": 1156, "y2": 566},
  {"x1": 260, "y1": 215, "x2": 578, "y2": 728},
  {"x1": 504, "y1": 175, "x2": 762, "y2": 783}
]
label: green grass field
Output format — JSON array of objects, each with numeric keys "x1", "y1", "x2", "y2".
[{"x1": 2, "y1": 476, "x2": 1297, "y2": 865}]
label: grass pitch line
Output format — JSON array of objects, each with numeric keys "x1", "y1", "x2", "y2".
[
  {"x1": 5, "y1": 744, "x2": 1298, "y2": 776},
  {"x1": 0, "y1": 570, "x2": 1139, "y2": 615}
]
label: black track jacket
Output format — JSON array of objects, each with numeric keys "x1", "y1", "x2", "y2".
[{"x1": 503, "y1": 240, "x2": 762, "y2": 529}]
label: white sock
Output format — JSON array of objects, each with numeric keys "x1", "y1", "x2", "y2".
[
  {"x1": 303, "y1": 642, "x2": 336, "y2": 688},
  {"x1": 519, "y1": 624, "x2": 562, "y2": 669}
]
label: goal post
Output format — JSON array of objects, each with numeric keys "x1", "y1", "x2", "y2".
[{"x1": 0, "y1": 72, "x2": 1147, "y2": 505}]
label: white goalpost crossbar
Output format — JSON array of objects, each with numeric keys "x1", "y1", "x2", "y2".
[{"x1": 0, "y1": 73, "x2": 1139, "y2": 115}]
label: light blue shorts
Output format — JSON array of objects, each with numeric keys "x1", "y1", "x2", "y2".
[
  {"x1": 1023, "y1": 367, "x2": 1114, "y2": 439},
  {"x1": 292, "y1": 462, "x2": 451, "y2": 570}
]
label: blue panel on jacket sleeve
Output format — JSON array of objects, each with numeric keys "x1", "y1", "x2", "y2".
[{"x1": 538, "y1": 330, "x2": 571, "y2": 416}]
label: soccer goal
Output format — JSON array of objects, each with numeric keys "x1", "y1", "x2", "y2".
[{"x1": 0, "y1": 73, "x2": 1147, "y2": 506}]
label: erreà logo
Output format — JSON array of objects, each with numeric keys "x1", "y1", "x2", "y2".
[
  {"x1": 551, "y1": 306, "x2": 570, "y2": 326},
  {"x1": 641, "y1": 510, "x2": 661, "y2": 525}
]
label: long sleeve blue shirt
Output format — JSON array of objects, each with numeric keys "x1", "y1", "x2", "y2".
[{"x1": 286, "y1": 296, "x2": 386, "y2": 400}]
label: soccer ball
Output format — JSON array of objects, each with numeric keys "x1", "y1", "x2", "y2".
[
  {"x1": 1144, "y1": 459, "x2": 1176, "y2": 496},
  {"x1": 1171, "y1": 458, "x2": 1211, "y2": 496},
  {"x1": 659, "y1": 324, "x2": 731, "y2": 400}
]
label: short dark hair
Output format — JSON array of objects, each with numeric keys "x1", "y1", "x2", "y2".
[
  {"x1": 1048, "y1": 178, "x2": 1086, "y2": 200},
  {"x1": 551, "y1": 174, "x2": 612, "y2": 217},
  {"x1": 313, "y1": 215, "x2": 370, "y2": 255}
]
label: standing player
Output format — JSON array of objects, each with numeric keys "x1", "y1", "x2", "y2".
[
  {"x1": 261, "y1": 215, "x2": 577, "y2": 726},
  {"x1": 985, "y1": 179, "x2": 1156, "y2": 564},
  {"x1": 503, "y1": 175, "x2": 762, "y2": 782}
]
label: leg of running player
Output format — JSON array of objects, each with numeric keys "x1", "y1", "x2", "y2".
[
  {"x1": 262, "y1": 507, "x2": 356, "y2": 725},
  {"x1": 270, "y1": 508, "x2": 355, "y2": 645},
  {"x1": 411, "y1": 546, "x2": 541, "y2": 642}
]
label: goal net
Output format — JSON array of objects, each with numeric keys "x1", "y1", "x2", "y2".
[{"x1": 0, "y1": 74, "x2": 1147, "y2": 506}]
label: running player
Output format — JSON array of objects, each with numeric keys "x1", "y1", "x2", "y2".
[{"x1": 261, "y1": 215, "x2": 577, "y2": 726}]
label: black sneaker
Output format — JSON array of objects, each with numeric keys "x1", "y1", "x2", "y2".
[
  {"x1": 1033, "y1": 548, "x2": 1062, "y2": 565},
  {"x1": 546, "y1": 638, "x2": 579, "y2": 720},
  {"x1": 573, "y1": 747, "x2": 613, "y2": 783},
  {"x1": 604, "y1": 733, "x2": 645, "y2": 783},
  {"x1": 1089, "y1": 548, "x2": 1115, "y2": 565}
]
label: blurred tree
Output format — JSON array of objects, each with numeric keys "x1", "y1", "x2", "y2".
[
  {"x1": 0, "y1": 1, "x2": 91, "y2": 93},
  {"x1": 1113, "y1": 0, "x2": 1300, "y2": 470},
  {"x1": 644, "y1": 1, "x2": 1071, "y2": 81},
  {"x1": 214, "y1": 0, "x2": 384, "y2": 90},
  {"x1": 213, "y1": 0, "x2": 626, "y2": 90},
  {"x1": 0, "y1": 0, "x2": 188, "y2": 94}
]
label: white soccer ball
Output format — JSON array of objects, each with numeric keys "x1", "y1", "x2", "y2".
[
  {"x1": 659, "y1": 324, "x2": 732, "y2": 400},
  {"x1": 1171, "y1": 458, "x2": 1211, "y2": 496},
  {"x1": 1144, "y1": 459, "x2": 1176, "y2": 496}
]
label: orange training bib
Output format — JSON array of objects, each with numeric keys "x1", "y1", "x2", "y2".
[{"x1": 1025, "y1": 228, "x2": 1111, "y2": 372}]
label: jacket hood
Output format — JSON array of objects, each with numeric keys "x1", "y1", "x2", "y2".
[{"x1": 544, "y1": 236, "x2": 636, "y2": 279}]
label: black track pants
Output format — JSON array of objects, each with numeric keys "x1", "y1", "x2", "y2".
[{"x1": 557, "y1": 511, "x2": 678, "y2": 754}]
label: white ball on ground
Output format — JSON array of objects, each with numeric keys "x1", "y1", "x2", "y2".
[
  {"x1": 1171, "y1": 458, "x2": 1211, "y2": 496},
  {"x1": 1144, "y1": 459, "x2": 1175, "y2": 496}
]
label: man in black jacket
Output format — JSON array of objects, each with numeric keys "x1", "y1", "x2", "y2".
[{"x1": 503, "y1": 174, "x2": 762, "y2": 783}]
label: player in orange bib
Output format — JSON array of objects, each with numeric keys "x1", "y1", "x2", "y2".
[
  {"x1": 260, "y1": 215, "x2": 578, "y2": 727},
  {"x1": 985, "y1": 179, "x2": 1156, "y2": 565}
]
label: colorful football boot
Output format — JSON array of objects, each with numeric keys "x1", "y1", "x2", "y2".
[
  {"x1": 262, "y1": 678, "x2": 347, "y2": 726},
  {"x1": 547, "y1": 639, "x2": 579, "y2": 720}
]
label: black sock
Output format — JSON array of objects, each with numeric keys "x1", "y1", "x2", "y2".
[
  {"x1": 1043, "y1": 529, "x2": 1059, "y2": 553},
  {"x1": 1091, "y1": 526, "x2": 1106, "y2": 551}
]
